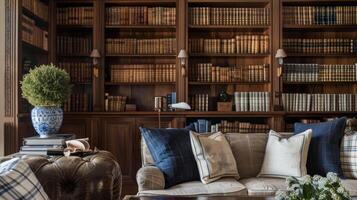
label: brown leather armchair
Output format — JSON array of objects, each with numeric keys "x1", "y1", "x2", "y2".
[{"x1": 22, "y1": 151, "x2": 122, "y2": 200}]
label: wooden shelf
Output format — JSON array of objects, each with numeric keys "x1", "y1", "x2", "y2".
[
  {"x1": 284, "y1": 81, "x2": 357, "y2": 85},
  {"x1": 106, "y1": 54, "x2": 176, "y2": 57},
  {"x1": 57, "y1": 54, "x2": 90, "y2": 57},
  {"x1": 285, "y1": 111, "x2": 357, "y2": 117},
  {"x1": 22, "y1": 41, "x2": 48, "y2": 54},
  {"x1": 57, "y1": 24, "x2": 93, "y2": 29},
  {"x1": 22, "y1": 7, "x2": 48, "y2": 29},
  {"x1": 284, "y1": 24, "x2": 357, "y2": 30},
  {"x1": 189, "y1": 25, "x2": 270, "y2": 29},
  {"x1": 105, "y1": 82, "x2": 176, "y2": 86},
  {"x1": 106, "y1": 25, "x2": 176, "y2": 29},
  {"x1": 286, "y1": 53, "x2": 357, "y2": 57},
  {"x1": 190, "y1": 53, "x2": 270, "y2": 57},
  {"x1": 189, "y1": 81, "x2": 269, "y2": 85}
]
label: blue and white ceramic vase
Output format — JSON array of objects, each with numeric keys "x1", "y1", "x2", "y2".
[{"x1": 31, "y1": 106, "x2": 63, "y2": 137}]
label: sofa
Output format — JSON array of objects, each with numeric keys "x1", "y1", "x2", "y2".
[{"x1": 136, "y1": 133, "x2": 357, "y2": 197}]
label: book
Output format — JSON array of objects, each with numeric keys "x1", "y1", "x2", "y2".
[
  {"x1": 234, "y1": 92, "x2": 270, "y2": 112},
  {"x1": 189, "y1": 7, "x2": 270, "y2": 26},
  {"x1": 19, "y1": 149, "x2": 65, "y2": 156},
  {"x1": 106, "y1": 38, "x2": 176, "y2": 55},
  {"x1": 106, "y1": 6, "x2": 176, "y2": 26},
  {"x1": 22, "y1": 0, "x2": 49, "y2": 21},
  {"x1": 21, "y1": 145, "x2": 64, "y2": 151},
  {"x1": 284, "y1": 6, "x2": 357, "y2": 25},
  {"x1": 189, "y1": 35, "x2": 269, "y2": 54},
  {"x1": 23, "y1": 134, "x2": 75, "y2": 146},
  {"x1": 57, "y1": 6, "x2": 93, "y2": 25}
]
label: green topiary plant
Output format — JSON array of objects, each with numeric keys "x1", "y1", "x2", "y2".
[{"x1": 21, "y1": 63, "x2": 72, "y2": 106}]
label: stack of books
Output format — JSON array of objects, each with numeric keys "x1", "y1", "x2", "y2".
[{"x1": 19, "y1": 134, "x2": 75, "y2": 155}]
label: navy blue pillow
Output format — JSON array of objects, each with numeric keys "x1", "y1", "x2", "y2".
[
  {"x1": 294, "y1": 117, "x2": 346, "y2": 177},
  {"x1": 139, "y1": 127, "x2": 199, "y2": 188}
]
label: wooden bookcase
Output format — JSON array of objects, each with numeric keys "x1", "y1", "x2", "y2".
[
  {"x1": 4, "y1": 0, "x2": 357, "y2": 196},
  {"x1": 281, "y1": 0, "x2": 357, "y2": 130}
]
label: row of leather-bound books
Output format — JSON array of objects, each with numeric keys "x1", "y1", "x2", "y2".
[
  {"x1": 57, "y1": 7, "x2": 93, "y2": 25},
  {"x1": 58, "y1": 62, "x2": 92, "y2": 84},
  {"x1": 104, "y1": 95, "x2": 127, "y2": 112},
  {"x1": 63, "y1": 93, "x2": 92, "y2": 112},
  {"x1": 22, "y1": 15, "x2": 48, "y2": 51},
  {"x1": 234, "y1": 92, "x2": 270, "y2": 112},
  {"x1": 189, "y1": 94, "x2": 209, "y2": 112},
  {"x1": 189, "y1": 63, "x2": 269, "y2": 83},
  {"x1": 106, "y1": 6, "x2": 176, "y2": 26},
  {"x1": 283, "y1": 63, "x2": 357, "y2": 82},
  {"x1": 283, "y1": 6, "x2": 357, "y2": 25},
  {"x1": 282, "y1": 93, "x2": 357, "y2": 112},
  {"x1": 56, "y1": 35, "x2": 93, "y2": 55},
  {"x1": 106, "y1": 38, "x2": 176, "y2": 55},
  {"x1": 110, "y1": 64, "x2": 176, "y2": 83},
  {"x1": 189, "y1": 7, "x2": 270, "y2": 26},
  {"x1": 22, "y1": 0, "x2": 48, "y2": 21},
  {"x1": 283, "y1": 38, "x2": 357, "y2": 54},
  {"x1": 189, "y1": 35, "x2": 269, "y2": 54},
  {"x1": 211, "y1": 121, "x2": 270, "y2": 134}
]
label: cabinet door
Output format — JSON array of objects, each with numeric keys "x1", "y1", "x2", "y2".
[
  {"x1": 60, "y1": 118, "x2": 91, "y2": 139},
  {"x1": 100, "y1": 118, "x2": 137, "y2": 195}
]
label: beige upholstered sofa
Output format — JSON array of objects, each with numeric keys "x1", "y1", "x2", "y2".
[{"x1": 136, "y1": 133, "x2": 357, "y2": 197}]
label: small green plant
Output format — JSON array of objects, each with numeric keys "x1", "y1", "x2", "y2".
[
  {"x1": 21, "y1": 64, "x2": 72, "y2": 106},
  {"x1": 276, "y1": 172, "x2": 351, "y2": 200}
]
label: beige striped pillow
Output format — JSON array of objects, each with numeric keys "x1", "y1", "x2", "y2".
[{"x1": 190, "y1": 131, "x2": 239, "y2": 184}]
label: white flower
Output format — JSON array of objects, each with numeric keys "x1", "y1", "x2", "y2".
[{"x1": 301, "y1": 175, "x2": 312, "y2": 184}]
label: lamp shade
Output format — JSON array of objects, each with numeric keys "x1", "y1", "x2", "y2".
[
  {"x1": 90, "y1": 49, "x2": 101, "y2": 58},
  {"x1": 177, "y1": 49, "x2": 188, "y2": 59},
  {"x1": 275, "y1": 49, "x2": 287, "y2": 58}
]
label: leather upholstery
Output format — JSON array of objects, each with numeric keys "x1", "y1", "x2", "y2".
[{"x1": 22, "y1": 151, "x2": 121, "y2": 200}]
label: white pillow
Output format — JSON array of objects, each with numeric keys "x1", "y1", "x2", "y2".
[
  {"x1": 258, "y1": 129, "x2": 312, "y2": 178},
  {"x1": 190, "y1": 131, "x2": 239, "y2": 184}
]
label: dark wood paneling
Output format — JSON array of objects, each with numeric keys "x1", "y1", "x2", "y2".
[{"x1": 100, "y1": 118, "x2": 137, "y2": 195}]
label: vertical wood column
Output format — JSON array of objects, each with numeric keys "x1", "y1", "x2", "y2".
[
  {"x1": 48, "y1": 0, "x2": 56, "y2": 63},
  {"x1": 4, "y1": 0, "x2": 20, "y2": 154},
  {"x1": 176, "y1": 0, "x2": 188, "y2": 102},
  {"x1": 272, "y1": 0, "x2": 282, "y2": 111},
  {"x1": 93, "y1": 0, "x2": 105, "y2": 111}
]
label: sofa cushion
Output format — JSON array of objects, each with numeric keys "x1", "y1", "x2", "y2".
[
  {"x1": 239, "y1": 177, "x2": 287, "y2": 196},
  {"x1": 0, "y1": 158, "x2": 49, "y2": 200},
  {"x1": 341, "y1": 131, "x2": 357, "y2": 179},
  {"x1": 225, "y1": 133, "x2": 268, "y2": 178},
  {"x1": 294, "y1": 117, "x2": 346, "y2": 177},
  {"x1": 190, "y1": 131, "x2": 239, "y2": 184},
  {"x1": 140, "y1": 127, "x2": 199, "y2": 188},
  {"x1": 137, "y1": 178, "x2": 246, "y2": 196},
  {"x1": 259, "y1": 129, "x2": 312, "y2": 178},
  {"x1": 137, "y1": 166, "x2": 165, "y2": 191},
  {"x1": 341, "y1": 179, "x2": 357, "y2": 197}
]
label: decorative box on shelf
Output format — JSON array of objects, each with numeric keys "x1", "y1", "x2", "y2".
[{"x1": 217, "y1": 102, "x2": 232, "y2": 112}]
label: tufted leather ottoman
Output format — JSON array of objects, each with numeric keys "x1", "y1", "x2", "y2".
[{"x1": 21, "y1": 151, "x2": 122, "y2": 200}]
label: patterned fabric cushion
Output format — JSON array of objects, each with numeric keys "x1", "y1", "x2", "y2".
[
  {"x1": 0, "y1": 158, "x2": 49, "y2": 200},
  {"x1": 139, "y1": 127, "x2": 200, "y2": 188},
  {"x1": 341, "y1": 132, "x2": 357, "y2": 178},
  {"x1": 190, "y1": 131, "x2": 239, "y2": 184},
  {"x1": 258, "y1": 129, "x2": 312, "y2": 178},
  {"x1": 140, "y1": 125, "x2": 197, "y2": 167},
  {"x1": 294, "y1": 117, "x2": 346, "y2": 177}
]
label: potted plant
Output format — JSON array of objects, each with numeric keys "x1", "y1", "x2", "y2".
[{"x1": 21, "y1": 64, "x2": 72, "y2": 137}]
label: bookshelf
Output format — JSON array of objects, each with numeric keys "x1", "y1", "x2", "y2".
[
  {"x1": 187, "y1": 0, "x2": 273, "y2": 114},
  {"x1": 104, "y1": 1, "x2": 178, "y2": 112},
  {"x1": 281, "y1": 0, "x2": 357, "y2": 129},
  {"x1": 20, "y1": 0, "x2": 49, "y2": 113},
  {"x1": 6, "y1": 0, "x2": 357, "y2": 197},
  {"x1": 55, "y1": 1, "x2": 94, "y2": 112}
]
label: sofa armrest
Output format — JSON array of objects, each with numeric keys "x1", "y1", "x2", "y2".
[{"x1": 136, "y1": 166, "x2": 165, "y2": 191}]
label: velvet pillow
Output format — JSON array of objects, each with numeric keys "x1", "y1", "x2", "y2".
[
  {"x1": 139, "y1": 127, "x2": 199, "y2": 188},
  {"x1": 294, "y1": 117, "x2": 346, "y2": 177}
]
